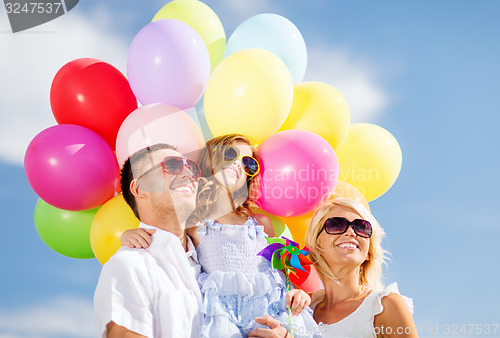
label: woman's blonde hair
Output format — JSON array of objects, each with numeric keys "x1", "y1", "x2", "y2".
[
  {"x1": 188, "y1": 134, "x2": 260, "y2": 226},
  {"x1": 304, "y1": 198, "x2": 388, "y2": 290}
]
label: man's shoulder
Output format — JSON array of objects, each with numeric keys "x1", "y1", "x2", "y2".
[{"x1": 104, "y1": 247, "x2": 153, "y2": 270}]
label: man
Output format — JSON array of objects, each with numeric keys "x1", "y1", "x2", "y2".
[{"x1": 94, "y1": 143, "x2": 202, "y2": 338}]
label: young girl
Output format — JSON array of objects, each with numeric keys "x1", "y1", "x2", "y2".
[{"x1": 122, "y1": 134, "x2": 317, "y2": 337}]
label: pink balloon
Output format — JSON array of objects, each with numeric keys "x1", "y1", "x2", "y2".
[
  {"x1": 257, "y1": 130, "x2": 339, "y2": 217},
  {"x1": 115, "y1": 103, "x2": 205, "y2": 167},
  {"x1": 25, "y1": 125, "x2": 119, "y2": 211},
  {"x1": 127, "y1": 19, "x2": 210, "y2": 109}
]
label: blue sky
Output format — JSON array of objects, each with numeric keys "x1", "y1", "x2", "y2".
[{"x1": 1, "y1": 0, "x2": 500, "y2": 337}]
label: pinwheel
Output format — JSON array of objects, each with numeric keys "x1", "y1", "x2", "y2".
[{"x1": 258, "y1": 237, "x2": 313, "y2": 337}]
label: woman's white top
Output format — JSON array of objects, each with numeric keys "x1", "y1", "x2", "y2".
[{"x1": 310, "y1": 283, "x2": 413, "y2": 338}]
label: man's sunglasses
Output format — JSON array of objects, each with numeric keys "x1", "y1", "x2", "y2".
[
  {"x1": 317, "y1": 217, "x2": 372, "y2": 239},
  {"x1": 220, "y1": 146, "x2": 260, "y2": 177},
  {"x1": 137, "y1": 156, "x2": 201, "y2": 180}
]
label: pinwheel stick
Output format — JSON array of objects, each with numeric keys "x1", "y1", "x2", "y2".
[{"x1": 258, "y1": 237, "x2": 313, "y2": 338}]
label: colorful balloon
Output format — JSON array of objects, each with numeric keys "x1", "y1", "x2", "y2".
[
  {"x1": 90, "y1": 194, "x2": 140, "y2": 265},
  {"x1": 280, "y1": 211, "x2": 315, "y2": 247},
  {"x1": 50, "y1": 58, "x2": 138, "y2": 150},
  {"x1": 225, "y1": 13, "x2": 307, "y2": 84},
  {"x1": 257, "y1": 130, "x2": 339, "y2": 218},
  {"x1": 337, "y1": 123, "x2": 402, "y2": 202},
  {"x1": 278, "y1": 82, "x2": 351, "y2": 151},
  {"x1": 127, "y1": 19, "x2": 211, "y2": 109},
  {"x1": 289, "y1": 265, "x2": 323, "y2": 293},
  {"x1": 332, "y1": 180, "x2": 370, "y2": 211},
  {"x1": 115, "y1": 103, "x2": 205, "y2": 167},
  {"x1": 34, "y1": 199, "x2": 98, "y2": 259},
  {"x1": 250, "y1": 206, "x2": 287, "y2": 237},
  {"x1": 152, "y1": 0, "x2": 226, "y2": 72},
  {"x1": 192, "y1": 97, "x2": 213, "y2": 141},
  {"x1": 204, "y1": 49, "x2": 293, "y2": 144},
  {"x1": 25, "y1": 124, "x2": 120, "y2": 211}
]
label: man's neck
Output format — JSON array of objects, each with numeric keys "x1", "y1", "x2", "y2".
[{"x1": 143, "y1": 214, "x2": 189, "y2": 251}]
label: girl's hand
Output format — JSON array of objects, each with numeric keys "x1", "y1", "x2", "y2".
[
  {"x1": 286, "y1": 288, "x2": 311, "y2": 316},
  {"x1": 248, "y1": 316, "x2": 290, "y2": 338},
  {"x1": 121, "y1": 228, "x2": 156, "y2": 248}
]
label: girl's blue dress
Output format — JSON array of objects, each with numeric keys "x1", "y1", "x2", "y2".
[{"x1": 196, "y1": 218, "x2": 318, "y2": 337}]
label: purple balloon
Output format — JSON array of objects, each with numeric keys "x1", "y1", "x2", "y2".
[
  {"x1": 257, "y1": 130, "x2": 339, "y2": 217},
  {"x1": 24, "y1": 124, "x2": 119, "y2": 211},
  {"x1": 127, "y1": 19, "x2": 211, "y2": 109}
]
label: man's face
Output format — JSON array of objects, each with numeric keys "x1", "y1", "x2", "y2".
[{"x1": 136, "y1": 149, "x2": 198, "y2": 220}]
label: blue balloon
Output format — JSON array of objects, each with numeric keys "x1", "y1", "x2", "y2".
[{"x1": 225, "y1": 14, "x2": 307, "y2": 84}]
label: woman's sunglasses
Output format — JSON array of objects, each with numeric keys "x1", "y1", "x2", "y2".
[
  {"x1": 220, "y1": 145, "x2": 260, "y2": 177},
  {"x1": 137, "y1": 156, "x2": 201, "y2": 180},
  {"x1": 317, "y1": 217, "x2": 372, "y2": 239}
]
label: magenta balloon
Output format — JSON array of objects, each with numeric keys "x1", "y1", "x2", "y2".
[
  {"x1": 257, "y1": 130, "x2": 339, "y2": 217},
  {"x1": 24, "y1": 125, "x2": 119, "y2": 211},
  {"x1": 127, "y1": 19, "x2": 211, "y2": 109}
]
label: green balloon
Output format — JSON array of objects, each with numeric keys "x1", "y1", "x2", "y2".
[{"x1": 34, "y1": 199, "x2": 99, "y2": 259}]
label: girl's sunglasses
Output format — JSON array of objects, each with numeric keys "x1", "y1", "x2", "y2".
[
  {"x1": 318, "y1": 217, "x2": 372, "y2": 239},
  {"x1": 137, "y1": 156, "x2": 201, "y2": 180},
  {"x1": 220, "y1": 146, "x2": 260, "y2": 177}
]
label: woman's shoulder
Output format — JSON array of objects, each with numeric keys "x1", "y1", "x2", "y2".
[
  {"x1": 371, "y1": 282, "x2": 414, "y2": 316},
  {"x1": 310, "y1": 289, "x2": 325, "y2": 310}
]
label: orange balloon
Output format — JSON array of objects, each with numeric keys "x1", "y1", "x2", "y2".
[
  {"x1": 332, "y1": 180, "x2": 370, "y2": 211},
  {"x1": 90, "y1": 194, "x2": 140, "y2": 264},
  {"x1": 279, "y1": 211, "x2": 314, "y2": 247}
]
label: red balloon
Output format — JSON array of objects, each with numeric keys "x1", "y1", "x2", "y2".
[
  {"x1": 289, "y1": 264, "x2": 323, "y2": 293},
  {"x1": 50, "y1": 58, "x2": 138, "y2": 150}
]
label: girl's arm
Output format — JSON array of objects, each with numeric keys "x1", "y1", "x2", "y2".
[
  {"x1": 254, "y1": 213, "x2": 275, "y2": 237},
  {"x1": 121, "y1": 228, "x2": 155, "y2": 248},
  {"x1": 286, "y1": 288, "x2": 311, "y2": 316},
  {"x1": 374, "y1": 293, "x2": 418, "y2": 337}
]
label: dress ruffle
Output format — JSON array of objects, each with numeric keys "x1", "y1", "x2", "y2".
[{"x1": 373, "y1": 282, "x2": 414, "y2": 315}]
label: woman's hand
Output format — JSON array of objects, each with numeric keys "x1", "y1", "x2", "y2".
[
  {"x1": 286, "y1": 288, "x2": 311, "y2": 316},
  {"x1": 120, "y1": 228, "x2": 155, "y2": 248},
  {"x1": 248, "y1": 316, "x2": 290, "y2": 338}
]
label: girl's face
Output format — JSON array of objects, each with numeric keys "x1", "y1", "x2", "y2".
[
  {"x1": 213, "y1": 142, "x2": 253, "y2": 193},
  {"x1": 317, "y1": 205, "x2": 371, "y2": 270}
]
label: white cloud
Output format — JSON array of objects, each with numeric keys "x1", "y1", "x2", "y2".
[
  {"x1": 304, "y1": 46, "x2": 391, "y2": 123},
  {"x1": 0, "y1": 296, "x2": 96, "y2": 337},
  {"x1": 0, "y1": 10, "x2": 129, "y2": 166}
]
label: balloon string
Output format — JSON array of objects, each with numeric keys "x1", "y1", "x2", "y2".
[{"x1": 286, "y1": 272, "x2": 294, "y2": 338}]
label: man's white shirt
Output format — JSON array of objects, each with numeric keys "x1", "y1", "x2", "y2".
[{"x1": 94, "y1": 223, "x2": 202, "y2": 338}]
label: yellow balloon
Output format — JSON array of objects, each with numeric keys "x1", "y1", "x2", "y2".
[
  {"x1": 152, "y1": 0, "x2": 226, "y2": 72},
  {"x1": 332, "y1": 180, "x2": 370, "y2": 211},
  {"x1": 204, "y1": 49, "x2": 294, "y2": 144},
  {"x1": 90, "y1": 194, "x2": 140, "y2": 264},
  {"x1": 278, "y1": 82, "x2": 351, "y2": 151},
  {"x1": 337, "y1": 124, "x2": 402, "y2": 202}
]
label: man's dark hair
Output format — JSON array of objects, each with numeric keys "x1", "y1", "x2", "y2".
[{"x1": 121, "y1": 143, "x2": 176, "y2": 220}]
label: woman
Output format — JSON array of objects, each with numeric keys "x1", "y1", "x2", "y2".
[{"x1": 250, "y1": 198, "x2": 416, "y2": 337}]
